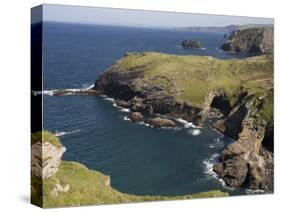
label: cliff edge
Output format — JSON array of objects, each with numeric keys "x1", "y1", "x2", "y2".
[{"x1": 93, "y1": 52, "x2": 273, "y2": 191}]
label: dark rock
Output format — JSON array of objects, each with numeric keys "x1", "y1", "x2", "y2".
[
  {"x1": 220, "y1": 27, "x2": 274, "y2": 55},
  {"x1": 213, "y1": 95, "x2": 274, "y2": 190},
  {"x1": 52, "y1": 89, "x2": 100, "y2": 96},
  {"x1": 115, "y1": 100, "x2": 129, "y2": 108},
  {"x1": 213, "y1": 157, "x2": 248, "y2": 187},
  {"x1": 129, "y1": 112, "x2": 143, "y2": 122},
  {"x1": 146, "y1": 117, "x2": 176, "y2": 128},
  {"x1": 182, "y1": 40, "x2": 202, "y2": 49}
]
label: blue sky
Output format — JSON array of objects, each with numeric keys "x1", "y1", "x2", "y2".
[{"x1": 33, "y1": 4, "x2": 273, "y2": 28}]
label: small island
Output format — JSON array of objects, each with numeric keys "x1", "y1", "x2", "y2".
[{"x1": 181, "y1": 39, "x2": 202, "y2": 49}]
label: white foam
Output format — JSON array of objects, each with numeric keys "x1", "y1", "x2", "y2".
[
  {"x1": 139, "y1": 121, "x2": 150, "y2": 127},
  {"x1": 176, "y1": 118, "x2": 196, "y2": 128},
  {"x1": 32, "y1": 90, "x2": 56, "y2": 96},
  {"x1": 55, "y1": 129, "x2": 81, "y2": 137},
  {"x1": 245, "y1": 189, "x2": 265, "y2": 195},
  {"x1": 104, "y1": 97, "x2": 115, "y2": 102},
  {"x1": 120, "y1": 108, "x2": 130, "y2": 113},
  {"x1": 203, "y1": 154, "x2": 219, "y2": 176},
  {"x1": 123, "y1": 116, "x2": 131, "y2": 121},
  {"x1": 214, "y1": 138, "x2": 220, "y2": 143},
  {"x1": 203, "y1": 154, "x2": 235, "y2": 190},
  {"x1": 82, "y1": 83, "x2": 95, "y2": 90},
  {"x1": 188, "y1": 129, "x2": 201, "y2": 136}
]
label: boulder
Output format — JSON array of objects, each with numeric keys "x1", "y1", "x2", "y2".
[
  {"x1": 146, "y1": 117, "x2": 176, "y2": 128},
  {"x1": 115, "y1": 100, "x2": 129, "y2": 108},
  {"x1": 213, "y1": 157, "x2": 248, "y2": 187},
  {"x1": 129, "y1": 112, "x2": 143, "y2": 122}
]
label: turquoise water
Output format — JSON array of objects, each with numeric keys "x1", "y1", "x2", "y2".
[{"x1": 42, "y1": 22, "x2": 247, "y2": 196}]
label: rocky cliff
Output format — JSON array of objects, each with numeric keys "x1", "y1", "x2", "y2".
[
  {"x1": 220, "y1": 27, "x2": 274, "y2": 55},
  {"x1": 93, "y1": 52, "x2": 273, "y2": 191},
  {"x1": 31, "y1": 132, "x2": 66, "y2": 179}
]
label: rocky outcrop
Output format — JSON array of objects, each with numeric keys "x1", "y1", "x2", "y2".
[
  {"x1": 146, "y1": 117, "x2": 176, "y2": 128},
  {"x1": 116, "y1": 100, "x2": 130, "y2": 108},
  {"x1": 50, "y1": 179, "x2": 70, "y2": 197},
  {"x1": 182, "y1": 40, "x2": 202, "y2": 49},
  {"x1": 31, "y1": 139, "x2": 66, "y2": 179},
  {"x1": 93, "y1": 63, "x2": 205, "y2": 126},
  {"x1": 220, "y1": 27, "x2": 274, "y2": 55},
  {"x1": 212, "y1": 93, "x2": 273, "y2": 190},
  {"x1": 129, "y1": 112, "x2": 143, "y2": 122}
]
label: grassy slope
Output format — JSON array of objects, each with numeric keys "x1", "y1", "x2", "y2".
[
  {"x1": 114, "y1": 52, "x2": 273, "y2": 121},
  {"x1": 31, "y1": 130, "x2": 62, "y2": 147},
  {"x1": 43, "y1": 161, "x2": 227, "y2": 208}
]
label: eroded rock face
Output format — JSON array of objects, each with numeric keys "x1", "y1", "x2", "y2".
[
  {"x1": 31, "y1": 141, "x2": 66, "y2": 179},
  {"x1": 212, "y1": 95, "x2": 273, "y2": 190},
  {"x1": 220, "y1": 27, "x2": 274, "y2": 55}
]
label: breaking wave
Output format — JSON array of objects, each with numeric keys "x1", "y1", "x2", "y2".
[
  {"x1": 176, "y1": 118, "x2": 196, "y2": 128},
  {"x1": 123, "y1": 116, "x2": 131, "y2": 121},
  {"x1": 54, "y1": 129, "x2": 81, "y2": 137},
  {"x1": 32, "y1": 83, "x2": 95, "y2": 96},
  {"x1": 32, "y1": 90, "x2": 56, "y2": 96},
  {"x1": 187, "y1": 129, "x2": 201, "y2": 136},
  {"x1": 245, "y1": 189, "x2": 265, "y2": 195},
  {"x1": 203, "y1": 154, "x2": 235, "y2": 190},
  {"x1": 120, "y1": 108, "x2": 130, "y2": 113}
]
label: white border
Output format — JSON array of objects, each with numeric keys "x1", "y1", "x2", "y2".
[{"x1": 0, "y1": 0, "x2": 280, "y2": 211}]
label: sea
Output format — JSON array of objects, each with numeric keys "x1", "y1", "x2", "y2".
[{"x1": 42, "y1": 22, "x2": 251, "y2": 196}]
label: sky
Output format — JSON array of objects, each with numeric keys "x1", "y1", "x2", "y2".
[{"x1": 32, "y1": 4, "x2": 273, "y2": 28}]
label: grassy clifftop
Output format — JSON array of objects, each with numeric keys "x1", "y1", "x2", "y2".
[
  {"x1": 42, "y1": 161, "x2": 227, "y2": 207},
  {"x1": 113, "y1": 52, "x2": 273, "y2": 107}
]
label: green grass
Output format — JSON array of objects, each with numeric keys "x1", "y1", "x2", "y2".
[
  {"x1": 31, "y1": 130, "x2": 62, "y2": 147},
  {"x1": 41, "y1": 161, "x2": 227, "y2": 208},
  {"x1": 113, "y1": 52, "x2": 273, "y2": 120}
]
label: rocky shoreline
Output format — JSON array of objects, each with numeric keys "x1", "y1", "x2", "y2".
[
  {"x1": 92, "y1": 52, "x2": 274, "y2": 191},
  {"x1": 39, "y1": 51, "x2": 273, "y2": 192}
]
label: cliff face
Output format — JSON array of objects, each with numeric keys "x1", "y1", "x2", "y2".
[
  {"x1": 93, "y1": 52, "x2": 273, "y2": 191},
  {"x1": 31, "y1": 131, "x2": 66, "y2": 179},
  {"x1": 212, "y1": 92, "x2": 273, "y2": 190},
  {"x1": 220, "y1": 27, "x2": 274, "y2": 55}
]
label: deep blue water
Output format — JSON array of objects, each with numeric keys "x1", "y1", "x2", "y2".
[{"x1": 42, "y1": 22, "x2": 247, "y2": 196}]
